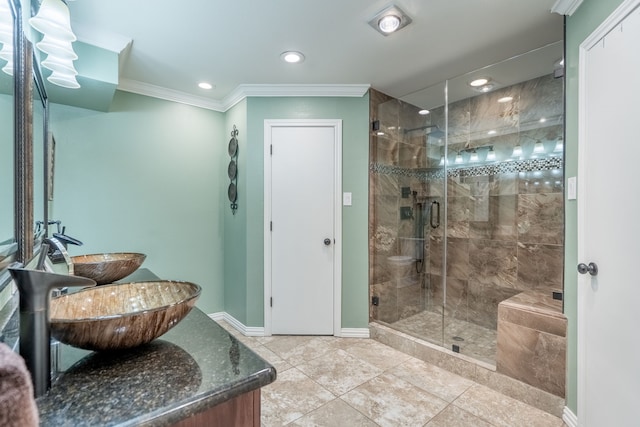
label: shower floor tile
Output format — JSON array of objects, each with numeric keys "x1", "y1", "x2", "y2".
[
  {"x1": 389, "y1": 310, "x2": 497, "y2": 365},
  {"x1": 215, "y1": 320, "x2": 566, "y2": 426}
]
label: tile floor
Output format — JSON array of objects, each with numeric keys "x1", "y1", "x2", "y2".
[
  {"x1": 216, "y1": 320, "x2": 566, "y2": 427},
  {"x1": 389, "y1": 310, "x2": 497, "y2": 366}
]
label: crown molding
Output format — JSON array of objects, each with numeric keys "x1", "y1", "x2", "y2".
[
  {"x1": 118, "y1": 79, "x2": 227, "y2": 111},
  {"x1": 117, "y1": 80, "x2": 371, "y2": 112},
  {"x1": 551, "y1": 0, "x2": 584, "y2": 16}
]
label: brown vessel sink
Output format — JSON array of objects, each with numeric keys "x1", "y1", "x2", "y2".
[
  {"x1": 50, "y1": 280, "x2": 201, "y2": 351},
  {"x1": 71, "y1": 253, "x2": 146, "y2": 285}
]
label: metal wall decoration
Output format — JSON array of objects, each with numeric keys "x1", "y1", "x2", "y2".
[{"x1": 227, "y1": 125, "x2": 239, "y2": 214}]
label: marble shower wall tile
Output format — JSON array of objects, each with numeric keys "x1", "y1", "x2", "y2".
[
  {"x1": 447, "y1": 99, "x2": 471, "y2": 143},
  {"x1": 468, "y1": 280, "x2": 520, "y2": 329},
  {"x1": 518, "y1": 170, "x2": 564, "y2": 194},
  {"x1": 518, "y1": 75, "x2": 564, "y2": 127},
  {"x1": 447, "y1": 196, "x2": 470, "y2": 238},
  {"x1": 517, "y1": 193, "x2": 564, "y2": 245},
  {"x1": 373, "y1": 172, "x2": 399, "y2": 197},
  {"x1": 371, "y1": 280, "x2": 398, "y2": 323},
  {"x1": 372, "y1": 135, "x2": 399, "y2": 165},
  {"x1": 469, "y1": 239, "x2": 518, "y2": 288},
  {"x1": 516, "y1": 243, "x2": 564, "y2": 292},
  {"x1": 446, "y1": 237, "x2": 470, "y2": 280},
  {"x1": 469, "y1": 85, "x2": 521, "y2": 136},
  {"x1": 469, "y1": 195, "x2": 518, "y2": 241}
]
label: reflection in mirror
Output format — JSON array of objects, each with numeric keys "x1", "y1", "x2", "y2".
[
  {"x1": 33, "y1": 71, "x2": 46, "y2": 248},
  {"x1": 0, "y1": 0, "x2": 15, "y2": 276}
]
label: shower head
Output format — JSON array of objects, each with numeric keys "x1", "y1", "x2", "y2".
[{"x1": 404, "y1": 124, "x2": 445, "y2": 139}]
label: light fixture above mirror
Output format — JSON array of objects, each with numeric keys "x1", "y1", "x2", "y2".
[{"x1": 30, "y1": 0, "x2": 80, "y2": 89}]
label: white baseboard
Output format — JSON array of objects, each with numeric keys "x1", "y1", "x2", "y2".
[
  {"x1": 563, "y1": 406, "x2": 578, "y2": 427},
  {"x1": 208, "y1": 311, "x2": 225, "y2": 321},
  {"x1": 208, "y1": 312, "x2": 369, "y2": 339},
  {"x1": 208, "y1": 312, "x2": 265, "y2": 336},
  {"x1": 340, "y1": 328, "x2": 370, "y2": 338}
]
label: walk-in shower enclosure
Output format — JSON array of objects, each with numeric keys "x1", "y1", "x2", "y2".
[{"x1": 369, "y1": 43, "x2": 565, "y2": 365}]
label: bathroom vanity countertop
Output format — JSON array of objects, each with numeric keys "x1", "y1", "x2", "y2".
[{"x1": 3, "y1": 269, "x2": 276, "y2": 426}]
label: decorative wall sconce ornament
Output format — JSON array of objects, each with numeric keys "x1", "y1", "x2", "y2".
[{"x1": 228, "y1": 125, "x2": 239, "y2": 214}]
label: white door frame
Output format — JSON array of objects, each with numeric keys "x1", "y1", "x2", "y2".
[
  {"x1": 577, "y1": 0, "x2": 639, "y2": 422},
  {"x1": 263, "y1": 119, "x2": 343, "y2": 337}
]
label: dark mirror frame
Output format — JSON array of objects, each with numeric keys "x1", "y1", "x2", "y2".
[{"x1": 11, "y1": 0, "x2": 48, "y2": 270}]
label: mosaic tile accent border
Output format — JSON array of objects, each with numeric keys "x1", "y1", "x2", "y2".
[{"x1": 370, "y1": 157, "x2": 564, "y2": 180}]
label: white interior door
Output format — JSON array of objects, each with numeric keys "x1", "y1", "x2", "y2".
[
  {"x1": 578, "y1": 2, "x2": 640, "y2": 425},
  {"x1": 265, "y1": 121, "x2": 341, "y2": 335}
]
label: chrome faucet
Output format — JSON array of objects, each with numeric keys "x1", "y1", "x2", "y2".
[
  {"x1": 9, "y1": 266, "x2": 96, "y2": 397},
  {"x1": 45, "y1": 236, "x2": 75, "y2": 276}
]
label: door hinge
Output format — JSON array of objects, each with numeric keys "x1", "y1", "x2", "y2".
[
  {"x1": 270, "y1": 144, "x2": 273, "y2": 155},
  {"x1": 270, "y1": 297, "x2": 273, "y2": 307},
  {"x1": 270, "y1": 221, "x2": 273, "y2": 231}
]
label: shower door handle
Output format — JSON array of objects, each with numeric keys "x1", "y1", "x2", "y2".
[{"x1": 430, "y1": 200, "x2": 440, "y2": 229}]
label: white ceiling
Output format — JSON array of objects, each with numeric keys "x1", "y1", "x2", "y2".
[{"x1": 67, "y1": 0, "x2": 563, "y2": 108}]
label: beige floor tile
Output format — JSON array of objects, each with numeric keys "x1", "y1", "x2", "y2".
[
  {"x1": 389, "y1": 357, "x2": 474, "y2": 402},
  {"x1": 453, "y1": 384, "x2": 564, "y2": 427},
  {"x1": 265, "y1": 336, "x2": 341, "y2": 365},
  {"x1": 342, "y1": 372, "x2": 448, "y2": 427},
  {"x1": 261, "y1": 368, "x2": 335, "y2": 426},
  {"x1": 250, "y1": 344, "x2": 293, "y2": 374},
  {"x1": 342, "y1": 339, "x2": 412, "y2": 371},
  {"x1": 290, "y1": 399, "x2": 378, "y2": 427},
  {"x1": 297, "y1": 349, "x2": 383, "y2": 396},
  {"x1": 425, "y1": 405, "x2": 493, "y2": 427}
]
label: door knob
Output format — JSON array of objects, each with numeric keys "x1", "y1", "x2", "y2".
[
  {"x1": 324, "y1": 238, "x2": 331, "y2": 246},
  {"x1": 577, "y1": 262, "x2": 598, "y2": 276}
]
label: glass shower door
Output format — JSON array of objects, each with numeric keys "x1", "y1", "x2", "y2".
[{"x1": 368, "y1": 83, "x2": 447, "y2": 349}]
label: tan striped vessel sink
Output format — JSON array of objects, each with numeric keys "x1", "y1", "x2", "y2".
[
  {"x1": 50, "y1": 281, "x2": 201, "y2": 351},
  {"x1": 71, "y1": 253, "x2": 147, "y2": 285}
]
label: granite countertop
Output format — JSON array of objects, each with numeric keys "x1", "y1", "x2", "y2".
[{"x1": 1, "y1": 269, "x2": 276, "y2": 427}]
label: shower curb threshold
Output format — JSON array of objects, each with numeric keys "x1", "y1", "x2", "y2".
[{"x1": 369, "y1": 321, "x2": 565, "y2": 418}]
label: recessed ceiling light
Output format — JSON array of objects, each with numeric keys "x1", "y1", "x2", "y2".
[
  {"x1": 368, "y1": 4, "x2": 412, "y2": 36},
  {"x1": 281, "y1": 51, "x2": 305, "y2": 63},
  {"x1": 378, "y1": 15, "x2": 401, "y2": 33},
  {"x1": 418, "y1": 109, "x2": 430, "y2": 115},
  {"x1": 198, "y1": 82, "x2": 213, "y2": 90},
  {"x1": 498, "y1": 96, "x2": 513, "y2": 103},
  {"x1": 469, "y1": 78, "x2": 489, "y2": 87},
  {"x1": 487, "y1": 130, "x2": 497, "y2": 135}
]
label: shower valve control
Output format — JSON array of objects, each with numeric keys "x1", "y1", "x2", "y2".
[{"x1": 577, "y1": 262, "x2": 598, "y2": 276}]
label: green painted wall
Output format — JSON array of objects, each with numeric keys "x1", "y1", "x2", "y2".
[
  {"x1": 49, "y1": 91, "x2": 227, "y2": 314},
  {"x1": 223, "y1": 99, "x2": 248, "y2": 323},
  {"x1": 242, "y1": 95, "x2": 371, "y2": 328},
  {"x1": 564, "y1": 0, "x2": 624, "y2": 413},
  {"x1": 48, "y1": 90, "x2": 371, "y2": 330},
  {"x1": 0, "y1": 94, "x2": 13, "y2": 244}
]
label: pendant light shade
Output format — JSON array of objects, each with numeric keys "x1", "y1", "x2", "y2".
[
  {"x1": 41, "y1": 55, "x2": 78, "y2": 75},
  {"x1": 36, "y1": 34, "x2": 78, "y2": 60},
  {"x1": 2, "y1": 57, "x2": 12, "y2": 76},
  {"x1": 47, "y1": 70, "x2": 80, "y2": 89},
  {"x1": 0, "y1": 43, "x2": 11, "y2": 62},
  {"x1": 29, "y1": 0, "x2": 76, "y2": 42}
]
